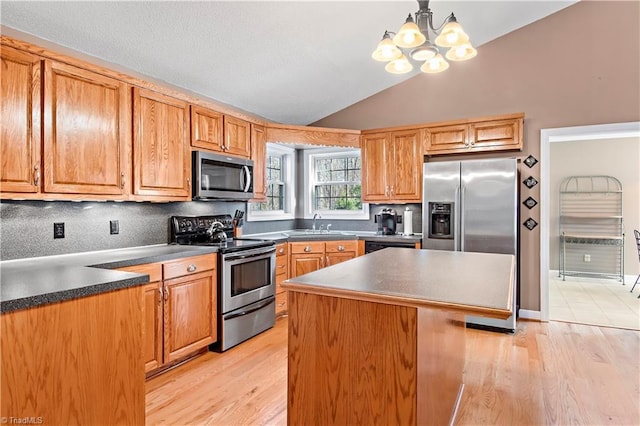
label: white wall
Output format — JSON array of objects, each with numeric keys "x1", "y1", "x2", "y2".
[{"x1": 549, "y1": 137, "x2": 640, "y2": 276}]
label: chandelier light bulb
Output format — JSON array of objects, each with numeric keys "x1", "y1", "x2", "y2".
[
  {"x1": 372, "y1": 34, "x2": 402, "y2": 62},
  {"x1": 445, "y1": 43, "x2": 477, "y2": 61},
  {"x1": 385, "y1": 54, "x2": 413, "y2": 74},
  {"x1": 392, "y1": 15, "x2": 426, "y2": 48},
  {"x1": 420, "y1": 53, "x2": 449, "y2": 73},
  {"x1": 434, "y1": 20, "x2": 469, "y2": 48}
]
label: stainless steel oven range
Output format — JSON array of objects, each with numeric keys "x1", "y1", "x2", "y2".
[{"x1": 170, "y1": 215, "x2": 276, "y2": 351}]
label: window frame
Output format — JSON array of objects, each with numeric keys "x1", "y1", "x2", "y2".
[
  {"x1": 303, "y1": 148, "x2": 369, "y2": 220},
  {"x1": 247, "y1": 144, "x2": 296, "y2": 222}
]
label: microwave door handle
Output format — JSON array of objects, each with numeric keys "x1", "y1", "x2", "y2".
[{"x1": 242, "y1": 166, "x2": 251, "y2": 192}]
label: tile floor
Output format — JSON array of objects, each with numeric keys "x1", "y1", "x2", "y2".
[{"x1": 549, "y1": 273, "x2": 640, "y2": 330}]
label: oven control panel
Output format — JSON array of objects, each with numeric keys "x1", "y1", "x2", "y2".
[{"x1": 173, "y1": 215, "x2": 234, "y2": 234}]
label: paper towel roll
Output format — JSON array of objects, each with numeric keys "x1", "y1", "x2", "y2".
[{"x1": 403, "y1": 207, "x2": 413, "y2": 235}]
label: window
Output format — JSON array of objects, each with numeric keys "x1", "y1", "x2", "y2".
[
  {"x1": 248, "y1": 145, "x2": 295, "y2": 221},
  {"x1": 304, "y1": 149, "x2": 369, "y2": 219}
]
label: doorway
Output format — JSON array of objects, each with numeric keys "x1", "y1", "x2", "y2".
[{"x1": 540, "y1": 122, "x2": 640, "y2": 329}]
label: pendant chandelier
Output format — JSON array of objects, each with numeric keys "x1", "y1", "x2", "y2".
[{"x1": 372, "y1": 0, "x2": 477, "y2": 74}]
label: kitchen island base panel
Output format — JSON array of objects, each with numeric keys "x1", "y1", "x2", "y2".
[
  {"x1": 1, "y1": 285, "x2": 145, "y2": 425},
  {"x1": 287, "y1": 291, "x2": 465, "y2": 426}
]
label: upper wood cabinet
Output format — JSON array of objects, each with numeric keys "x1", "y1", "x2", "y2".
[
  {"x1": 251, "y1": 123, "x2": 267, "y2": 201},
  {"x1": 43, "y1": 60, "x2": 130, "y2": 196},
  {"x1": 361, "y1": 129, "x2": 422, "y2": 203},
  {"x1": 190, "y1": 105, "x2": 223, "y2": 152},
  {"x1": 424, "y1": 114, "x2": 523, "y2": 155},
  {"x1": 266, "y1": 124, "x2": 360, "y2": 148},
  {"x1": 223, "y1": 115, "x2": 251, "y2": 158},
  {"x1": 133, "y1": 87, "x2": 190, "y2": 199},
  {"x1": 0, "y1": 46, "x2": 41, "y2": 194}
]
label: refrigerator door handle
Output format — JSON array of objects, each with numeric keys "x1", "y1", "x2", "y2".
[
  {"x1": 460, "y1": 185, "x2": 465, "y2": 252},
  {"x1": 454, "y1": 184, "x2": 461, "y2": 251}
]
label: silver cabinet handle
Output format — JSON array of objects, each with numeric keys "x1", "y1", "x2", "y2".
[
  {"x1": 33, "y1": 165, "x2": 40, "y2": 186},
  {"x1": 304, "y1": 246, "x2": 311, "y2": 252},
  {"x1": 120, "y1": 172, "x2": 125, "y2": 189},
  {"x1": 187, "y1": 177, "x2": 191, "y2": 189},
  {"x1": 390, "y1": 185, "x2": 394, "y2": 196},
  {"x1": 385, "y1": 185, "x2": 389, "y2": 197},
  {"x1": 157, "y1": 287, "x2": 163, "y2": 304},
  {"x1": 164, "y1": 287, "x2": 169, "y2": 301},
  {"x1": 187, "y1": 264, "x2": 197, "y2": 273},
  {"x1": 278, "y1": 248, "x2": 284, "y2": 254},
  {"x1": 338, "y1": 245, "x2": 345, "y2": 251}
]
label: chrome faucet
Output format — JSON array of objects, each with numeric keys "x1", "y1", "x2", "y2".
[{"x1": 312, "y1": 213, "x2": 322, "y2": 231}]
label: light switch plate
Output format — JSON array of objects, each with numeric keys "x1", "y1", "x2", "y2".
[
  {"x1": 54, "y1": 222, "x2": 65, "y2": 239},
  {"x1": 110, "y1": 220, "x2": 119, "y2": 235}
]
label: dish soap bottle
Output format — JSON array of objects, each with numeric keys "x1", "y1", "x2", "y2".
[{"x1": 403, "y1": 207, "x2": 413, "y2": 235}]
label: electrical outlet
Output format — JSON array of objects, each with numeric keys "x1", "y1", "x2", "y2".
[
  {"x1": 54, "y1": 222, "x2": 65, "y2": 239},
  {"x1": 584, "y1": 254, "x2": 591, "y2": 262},
  {"x1": 110, "y1": 220, "x2": 119, "y2": 235}
]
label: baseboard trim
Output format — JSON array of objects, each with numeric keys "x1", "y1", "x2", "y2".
[{"x1": 519, "y1": 309, "x2": 541, "y2": 320}]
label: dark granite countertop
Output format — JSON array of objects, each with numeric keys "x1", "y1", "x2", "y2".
[
  {"x1": 281, "y1": 248, "x2": 514, "y2": 318},
  {"x1": 1, "y1": 244, "x2": 218, "y2": 313}
]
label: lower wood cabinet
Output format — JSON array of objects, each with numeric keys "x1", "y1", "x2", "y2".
[
  {"x1": 118, "y1": 253, "x2": 216, "y2": 374},
  {"x1": 289, "y1": 240, "x2": 358, "y2": 278},
  {"x1": 275, "y1": 243, "x2": 289, "y2": 317}
]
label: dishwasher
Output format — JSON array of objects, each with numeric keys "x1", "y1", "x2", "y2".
[{"x1": 364, "y1": 240, "x2": 417, "y2": 254}]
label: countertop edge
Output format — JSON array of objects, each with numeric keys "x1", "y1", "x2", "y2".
[
  {"x1": 281, "y1": 281, "x2": 512, "y2": 319},
  {"x1": 0, "y1": 273, "x2": 150, "y2": 314}
]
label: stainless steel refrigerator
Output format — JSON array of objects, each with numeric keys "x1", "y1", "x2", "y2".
[{"x1": 422, "y1": 158, "x2": 518, "y2": 331}]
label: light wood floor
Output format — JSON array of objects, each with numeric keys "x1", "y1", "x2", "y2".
[{"x1": 146, "y1": 317, "x2": 640, "y2": 425}]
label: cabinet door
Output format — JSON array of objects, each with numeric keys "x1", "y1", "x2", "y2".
[
  {"x1": 290, "y1": 253, "x2": 324, "y2": 278},
  {"x1": 43, "y1": 60, "x2": 130, "y2": 195},
  {"x1": 424, "y1": 124, "x2": 469, "y2": 154},
  {"x1": 223, "y1": 115, "x2": 251, "y2": 158},
  {"x1": 164, "y1": 270, "x2": 216, "y2": 363},
  {"x1": 190, "y1": 105, "x2": 223, "y2": 152},
  {"x1": 326, "y1": 252, "x2": 356, "y2": 267},
  {"x1": 133, "y1": 88, "x2": 190, "y2": 198},
  {"x1": 251, "y1": 123, "x2": 267, "y2": 200},
  {"x1": 390, "y1": 129, "x2": 422, "y2": 202},
  {"x1": 143, "y1": 281, "x2": 163, "y2": 373},
  {"x1": 361, "y1": 132, "x2": 390, "y2": 202},
  {"x1": 1, "y1": 46, "x2": 41, "y2": 194},
  {"x1": 468, "y1": 118, "x2": 522, "y2": 151}
]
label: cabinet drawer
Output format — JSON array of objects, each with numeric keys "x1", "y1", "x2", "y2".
[
  {"x1": 117, "y1": 262, "x2": 162, "y2": 282},
  {"x1": 275, "y1": 243, "x2": 288, "y2": 257},
  {"x1": 276, "y1": 272, "x2": 287, "y2": 293},
  {"x1": 163, "y1": 253, "x2": 216, "y2": 280},
  {"x1": 325, "y1": 240, "x2": 358, "y2": 253},
  {"x1": 276, "y1": 259, "x2": 288, "y2": 275},
  {"x1": 275, "y1": 291, "x2": 288, "y2": 317},
  {"x1": 290, "y1": 241, "x2": 325, "y2": 254}
]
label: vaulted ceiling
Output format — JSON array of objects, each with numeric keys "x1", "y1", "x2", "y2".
[{"x1": 1, "y1": 1, "x2": 577, "y2": 125}]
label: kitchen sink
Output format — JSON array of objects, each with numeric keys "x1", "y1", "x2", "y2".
[{"x1": 282, "y1": 230, "x2": 354, "y2": 238}]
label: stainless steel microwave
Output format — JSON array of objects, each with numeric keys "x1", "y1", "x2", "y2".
[{"x1": 193, "y1": 151, "x2": 254, "y2": 200}]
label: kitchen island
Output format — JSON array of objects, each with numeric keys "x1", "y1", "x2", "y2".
[{"x1": 281, "y1": 248, "x2": 514, "y2": 426}]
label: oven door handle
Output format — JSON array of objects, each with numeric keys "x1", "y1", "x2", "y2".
[
  {"x1": 224, "y1": 248, "x2": 275, "y2": 262},
  {"x1": 224, "y1": 297, "x2": 275, "y2": 320}
]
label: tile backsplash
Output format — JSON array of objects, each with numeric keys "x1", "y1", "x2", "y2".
[{"x1": 0, "y1": 201, "x2": 422, "y2": 260}]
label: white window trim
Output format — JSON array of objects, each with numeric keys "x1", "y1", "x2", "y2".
[
  {"x1": 303, "y1": 148, "x2": 369, "y2": 220},
  {"x1": 247, "y1": 145, "x2": 296, "y2": 222}
]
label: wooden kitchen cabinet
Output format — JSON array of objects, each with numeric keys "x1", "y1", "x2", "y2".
[
  {"x1": 190, "y1": 105, "x2": 224, "y2": 152},
  {"x1": 118, "y1": 253, "x2": 216, "y2": 375},
  {"x1": 289, "y1": 240, "x2": 358, "y2": 277},
  {"x1": 290, "y1": 241, "x2": 326, "y2": 277},
  {"x1": 251, "y1": 123, "x2": 267, "y2": 201},
  {"x1": 0, "y1": 46, "x2": 41, "y2": 195},
  {"x1": 133, "y1": 87, "x2": 191, "y2": 199},
  {"x1": 424, "y1": 114, "x2": 523, "y2": 155},
  {"x1": 43, "y1": 60, "x2": 131, "y2": 196},
  {"x1": 325, "y1": 240, "x2": 358, "y2": 266},
  {"x1": 275, "y1": 242, "x2": 289, "y2": 317},
  {"x1": 223, "y1": 115, "x2": 251, "y2": 158},
  {"x1": 361, "y1": 129, "x2": 422, "y2": 203}
]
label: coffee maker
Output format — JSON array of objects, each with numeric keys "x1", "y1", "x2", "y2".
[{"x1": 375, "y1": 208, "x2": 399, "y2": 235}]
